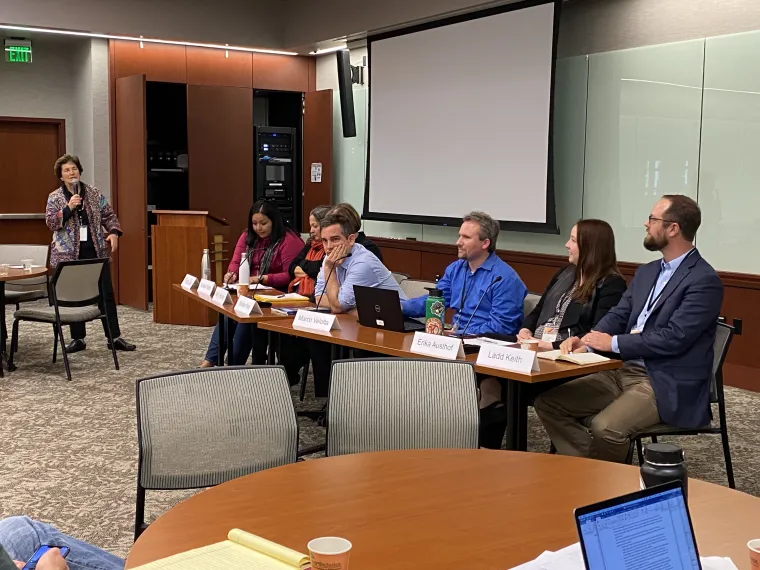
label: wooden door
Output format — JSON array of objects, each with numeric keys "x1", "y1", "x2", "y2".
[
  {"x1": 0, "y1": 118, "x2": 65, "y2": 244},
  {"x1": 115, "y1": 75, "x2": 149, "y2": 310},
  {"x1": 187, "y1": 85, "x2": 254, "y2": 236},
  {"x1": 302, "y1": 90, "x2": 333, "y2": 232}
]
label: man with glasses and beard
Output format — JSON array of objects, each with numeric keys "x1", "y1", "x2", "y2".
[{"x1": 533, "y1": 195, "x2": 723, "y2": 463}]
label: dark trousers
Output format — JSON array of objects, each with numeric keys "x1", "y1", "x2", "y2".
[
  {"x1": 232, "y1": 324, "x2": 269, "y2": 365},
  {"x1": 70, "y1": 257, "x2": 120, "y2": 341},
  {"x1": 205, "y1": 321, "x2": 268, "y2": 365},
  {"x1": 307, "y1": 339, "x2": 333, "y2": 398},
  {"x1": 278, "y1": 335, "x2": 310, "y2": 386}
]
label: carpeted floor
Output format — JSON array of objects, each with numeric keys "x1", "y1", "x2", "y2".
[{"x1": 1, "y1": 303, "x2": 758, "y2": 559}]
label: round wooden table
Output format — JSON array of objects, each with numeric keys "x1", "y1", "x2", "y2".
[
  {"x1": 0, "y1": 266, "x2": 49, "y2": 375},
  {"x1": 126, "y1": 450, "x2": 758, "y2": 569}
]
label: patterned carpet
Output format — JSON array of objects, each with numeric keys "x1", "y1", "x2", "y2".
[{"x1": 1, "y1": 303, "x2": 759, "y2": 559}]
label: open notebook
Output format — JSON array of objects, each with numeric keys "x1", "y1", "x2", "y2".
[
  {"x1": 132, "y1": 529, "x2": 310, "y2": 570},
  {"x1": 537, "y1": 350, "x2": 610, "y2": 365}
]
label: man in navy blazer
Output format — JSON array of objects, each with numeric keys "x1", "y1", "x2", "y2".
[{"x1": 534, "y1": 195, "x2": 723, "y2": 462}]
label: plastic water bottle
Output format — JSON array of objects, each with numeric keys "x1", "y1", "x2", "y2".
[
  {"x1": 201, "y1": 249, "x2": 211, "y2": 281},
  {"x1": 425, "y1": 286, "x2": 445, "y2": 335},
  {"x1": 238, "y1": 252, "x2": 250, "y2": 285}
]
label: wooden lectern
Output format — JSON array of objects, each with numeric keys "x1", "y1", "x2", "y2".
[{"x1": 152, "y1": 210, "x2": 229, "y2": 326}]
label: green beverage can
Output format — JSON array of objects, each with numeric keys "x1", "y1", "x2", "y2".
[{"x1": 425, "y1": 286, "x2": 445, "y2": 335}]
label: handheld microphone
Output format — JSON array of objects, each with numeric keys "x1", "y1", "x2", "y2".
[
  {"x1": 72, "y1": 179, "x2": 81, "y2": 210},
  {"x1": 314, "y1": 252, "x2": 352, "y2": 313},
  {"x1": 458, "y1": 275, "x2": 503, "y2": 338}
]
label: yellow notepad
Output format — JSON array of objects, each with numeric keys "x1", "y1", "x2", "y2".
[
  {"x1": 131, "y1": 529, "x2": 310, "y2": 570},
  {"x1": 254, "y1": 293, "x2": 309, "y2": 303},
  {"x1": 537, "y1": 350, "x2": 610, "y2": 365}
]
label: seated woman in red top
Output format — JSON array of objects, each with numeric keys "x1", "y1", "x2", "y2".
[{"x1": 201, "y1": 201, "x2": 303, "y2": 367}]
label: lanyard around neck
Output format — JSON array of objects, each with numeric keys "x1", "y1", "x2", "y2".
[{"x1": 646, "y1": 249, "x2": 695, "y2": 312}]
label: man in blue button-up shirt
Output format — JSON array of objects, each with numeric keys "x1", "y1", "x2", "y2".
[
  {"x1": 401, "y1": 212, "x2": 526, "y2": 336},
  {"x1": 535, "y1": 196, "x2": 723, "y2": 463},
  {"x1": 401, "y1": 212, "x2": 527, "y2": 450}
]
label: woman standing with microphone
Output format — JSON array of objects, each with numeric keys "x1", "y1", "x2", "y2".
[{"x1": 45, "y1": 154, "x2": 136, "y2": 353}]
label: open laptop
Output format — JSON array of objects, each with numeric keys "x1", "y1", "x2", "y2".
[
  {"x1": 575, "y1": 481, "x2": 701, "y2": 570},
  {"x1": 354, "y1": 285, "x2": 425, "y2": 333}
]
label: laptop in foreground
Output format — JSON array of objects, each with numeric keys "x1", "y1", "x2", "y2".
[{"x1": 575, "y1": 481, "x2": 701, "y2": 570}]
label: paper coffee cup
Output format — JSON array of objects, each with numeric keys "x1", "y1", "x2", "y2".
[
  {"x1": 308, "y1": 537, "x2": 352, "y2": 570},
  {"x1": 521, "y1": 339, "x2": 539, "y2": 352},
  {"x1": 749, "y1": 539, "x2": 760, "y2": 568}
]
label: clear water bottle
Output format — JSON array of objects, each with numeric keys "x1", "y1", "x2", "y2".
[{"x1": 201, "y1": 249, "x2": 211, "y2": 281}]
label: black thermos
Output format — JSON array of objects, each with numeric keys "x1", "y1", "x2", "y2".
[{"x1": 640, "y1": 443, "x2": 688, "y2": 498}]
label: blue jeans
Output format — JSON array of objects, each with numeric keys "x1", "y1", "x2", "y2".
[
  {"x1": 0, "y1": 516, "x2": 124, "y2": 570},
  {"x1": 204, "y1": 319, "x2": 268, "y2": 365}
]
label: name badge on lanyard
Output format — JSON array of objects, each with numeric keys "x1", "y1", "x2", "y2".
[
  {"x1": 79, "y1": 226, "x2": 88, "y2": 242},
  {"x1": 541, "y1": 325, "x2": 559, "y2": 343}
]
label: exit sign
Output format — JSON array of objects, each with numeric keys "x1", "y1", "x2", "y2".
[{"x1": 4, "y1": 40, "x2": 32, "y2": 63}]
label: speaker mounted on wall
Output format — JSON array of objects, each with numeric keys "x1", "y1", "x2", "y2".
[{"x1": 336, "y1": 49, "x2": 357, "y2": 138}]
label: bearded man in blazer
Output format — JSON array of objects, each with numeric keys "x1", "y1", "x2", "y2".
[{"x1": 534, "y1": 195, "x2": 723, "y2": 462}]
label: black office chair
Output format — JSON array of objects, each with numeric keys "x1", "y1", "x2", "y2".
[{"x1": 629, "y1": 322, "x2": 735, "y2": 488}]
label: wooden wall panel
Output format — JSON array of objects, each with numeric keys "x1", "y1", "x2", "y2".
[
  {"x1": 302, "y1": 90, "x2": 333, "y2": 232},
  {"x1": 186, "y1": 47, "x2": 252, "y2": 88},
  {"x1": 113, "y1": 40, "x2": 186, "y2": 83},
  {"x1": 0, "y1": 220, "x2": 50, "y2": 245},
  {"x1": 251, "y1": 53, "x2": 310, "y2": 92},
  {"x1": 420, "y1": 252, "x2": 456, "y2": 282},
  {"x1": 0, "y1": 118, "x2": 65, "y2": 213},
  {"x1": 372, "y1": 236, "x2": 760, "y2": 392},
  {"x1": 307, "y1": 57, "x2": 317, "y2": 92},
  {"x1": 380, "y1": 247, "x2": 422, "y2": 279},
  {"x1": 187, "y1": 85, "x2": 254, "y2": 236},
  {"x1": 115, "y1": 75, "x2": 149, "y2": 310}
]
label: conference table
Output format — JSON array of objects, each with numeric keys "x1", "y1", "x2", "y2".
[
  {"x1": 258, "y1": 313, "x2": 621, "y2": 451},
  {"x1": 125, "y1": 449, "x2": 758, "y2": 569},
  {"x1": 172, "y1": 284, "x2": 313, "y2": 366},
  {"x1": 0, "y1": 266, "x2": 49, "y2": 377}
]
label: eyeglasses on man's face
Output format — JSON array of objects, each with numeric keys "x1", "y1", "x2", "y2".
[{"x1": 648, "y1": 215, "x2": 674, "y2": 225}]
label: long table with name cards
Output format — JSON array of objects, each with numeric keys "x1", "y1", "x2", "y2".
[
  {"x1": 173, "y1": 284, "x2": 314, "y2": 367},
  {"x1": 258, "y1": 313, "x2": 621, "y2": 451}
]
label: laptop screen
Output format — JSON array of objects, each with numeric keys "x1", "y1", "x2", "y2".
[{"x1": 577, "y1": 486, "x2": 700, "y2": 569}]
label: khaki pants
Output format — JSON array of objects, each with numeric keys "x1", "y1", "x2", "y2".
[{"x1": 533, "y1": 365, "x2": 661, "y2": 463}]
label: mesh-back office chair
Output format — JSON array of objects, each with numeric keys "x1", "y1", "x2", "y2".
[
  {"x1": 631, "y1": 322, "x2": 735, "y2": 488},
  {"x1": 326, "y1": 359, "x2": 479, "y2": 456},
  {"x1": 392, "y1": 272, "x2": 410, "y2": 285},
  {"x1": 523, "y1": 293, "x2": 541, "y2": 317},
  {"x1": 399, "y1": 279, "x2": 436, "y2": 300},
  {"x1": 134, "y1": 366, "x2": 299, "y2": 539},
  {"x1": 0, "y1": 244, "x2": 50, "y2": 309},
  {"x1": 9, "y1": 259, "x2": 118, "y2": 380}
]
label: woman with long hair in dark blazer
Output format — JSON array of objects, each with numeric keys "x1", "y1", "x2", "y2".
[{"x1": 480, "y1": 219, "x2": 627, "y2": 448}]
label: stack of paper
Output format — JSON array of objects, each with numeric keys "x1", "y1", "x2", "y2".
[
  {"x1": 509, "y1": 543, "x2": 738, "y2": 570},
  {"x1": 463, "y1": 337, "x2": 517, "y2": 348}
]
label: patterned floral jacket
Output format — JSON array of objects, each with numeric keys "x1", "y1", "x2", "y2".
[{"x1": 45, "y1": 184, "x2": 121, "y2": 268}]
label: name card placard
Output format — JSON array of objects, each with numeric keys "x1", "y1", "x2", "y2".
[
  {"x1": 181, "y1": 274, "x2": 199, "y2": 291},
  {"x1": 292, "y1": 309, "x2": 342, "y2": 332},
  {"x1": 234, "y1": 296, "x2": 263, "y2": 317},
  {"x1": 476, "y1": 345, "x2": 540, "y2": 373},
  {"x1": 198, "y1": 279, "x2": 216, "y2": 297},
  {"x1": 410, "y1": 332, "x2": 465, "y2": 360},
  {"x1": 212, "y1": 288, "x2": 232, "y2": 306}
]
